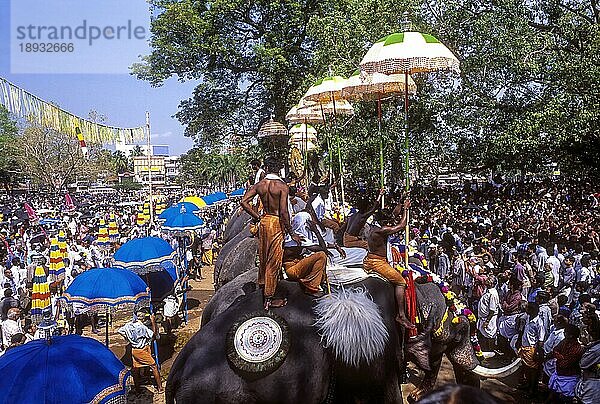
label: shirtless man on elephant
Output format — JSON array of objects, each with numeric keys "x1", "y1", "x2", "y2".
[
  {"x1": 364, "y1": 198, "x2": 415, "y2": 329},
  {"x1": 241, "y1": 157, "x2": 303, "y2": 310}
]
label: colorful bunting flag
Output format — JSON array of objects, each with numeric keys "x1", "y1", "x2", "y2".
[{"x1": 0, "y1": 76, "x2": 144, "y2": 144}]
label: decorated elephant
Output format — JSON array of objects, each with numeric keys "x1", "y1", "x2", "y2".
[
  {"x1": 168, "y1": 268, "x2": 521, "y2": 403},
  {"x1": 168, "y1": 276, "x2": 402, "y2": 403}
]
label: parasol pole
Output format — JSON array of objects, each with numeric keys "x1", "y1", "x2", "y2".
[
  {"x1": 146, "y1": 111, "x2": 154, "y2": 232},
  {"x1": 320, "y1": 103, "x2": 338, "y2": 204},
  {"x1": 404, "y1": 72, "x2": 410, "y2": 269},
  {"x1": 331, "y1": 91, "x2": 346, "y2": 211},
  {"x1": 304, "y1": 118, "x2": 309, "y2": 189},
  {"x1": 181, "y1": 234, "x2": 189, "y2": 324},
  {"x1": 378, "y1": 95, "x2": 385, "y2": 208},
  {"x1": 105, "y1": 307, "x2": 110, "y2": 347},
  {"x1": 145, "y1": 276, "x2": 161, "y2": 370}
]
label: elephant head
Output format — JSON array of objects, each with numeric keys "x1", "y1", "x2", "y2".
[{"x1": 404, "y1": 283, "x2": 522, "y2": 402}]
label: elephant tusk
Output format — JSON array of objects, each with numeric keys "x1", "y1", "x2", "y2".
[{"x1": 470, "y1": 358, "x2": 522, "y2": 379}]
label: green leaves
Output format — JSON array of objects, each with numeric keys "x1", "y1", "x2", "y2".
[{"x1": 139, "y1": 0, "x2": 600, "y2": 184}]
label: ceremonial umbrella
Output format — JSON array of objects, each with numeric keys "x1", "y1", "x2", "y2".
[
  {"x1": 31, "y1": 265, "x2": 51, "y2": 325},
  {"x1": 229, "y1": 188, "x2": 246, "y2": 197},
  {"x1": 57, "y1": 230, "x2": 68, "y2": 258},
  {"x1": 60, "y1": 267, "x2": 150, "y2": 346},
  {"x1": 302, "y1": 75, "x2": 352, "y2": 206},
  {"x1": 289, "y1": 124, "x2": 318, "y2": 152},
  {"x1": 48, "y1": 237, "x2": 65, "y2": 285},
  {"x1": 161, "y1": 207, "x2": 205, "y2": 323},
  {"x1": 136, "y1": 205, "x2": 145, "y2": 226},
  {"x1": 158, "y1": 202, "x2": 199, "y2": 221},
  {"x1": 108, "y1": 214, "x2": 119, "y2": 242},
  {"x1": 341, "y1": 69, "x2": 417, "y2": 200},
  {"x1": 202, "y1": 192, "x2": 227, "y2": 205},
  {"x1": 112, "y1": 236, "x2": 176, "y2": 274},
  {"x1": 359, "y1": 30, "x2": 460, "y2": 266},
  {"x1": 257, "y1": 118, "x2": 288, "y2": 138},
  {"x1": 162, "y1": 209, "x2": 205, "y2": 232},
  {"x1": 0, "y1": 334, "x2": 129, "y2": 404},
  {"x1": 112, "y1": 236, "x2": 176, "y2": 367},
  {"x1": 144, "y1": 260, "x2": 177, "y2": 303},
  {"x1": 143, "y1": 202, "x2": 151, "y2": 223},
  {"x1": 182, "y1": 196, "x2": 207, "y2": 209},
  {"x1": 285, "y1": 100, "x2": 331, "y2": 188},
  {"x1": 97, "y1": 219, "x2": 111, "y2": 249}
]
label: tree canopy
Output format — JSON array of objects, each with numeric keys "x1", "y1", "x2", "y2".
[{"x1": 137, "y1": 0, "x2": 600, "y2": 187}]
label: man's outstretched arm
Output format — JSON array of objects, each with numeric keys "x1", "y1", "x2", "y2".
[{"x1": 240, "y1": 185, "x2": 261, "y2": 222}]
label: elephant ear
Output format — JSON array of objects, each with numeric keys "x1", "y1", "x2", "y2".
[{"x1": 226, "y1": 311, "x2": 290, "y2": 377}]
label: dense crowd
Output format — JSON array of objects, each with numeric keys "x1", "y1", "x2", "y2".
[
  {"x1": 403, "y1": 178, "x2": 599, "y2": 402},
  {"x1": 0, "y1": 190, "x2": 235, "y2": 359},
  {"x1": 1, "y1": 172, "x2": 599, "y2": 402}
]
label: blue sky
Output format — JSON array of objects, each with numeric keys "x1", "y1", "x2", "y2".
[{"x1": 0, "y1": 0, "x2": 197, "y2": 156}]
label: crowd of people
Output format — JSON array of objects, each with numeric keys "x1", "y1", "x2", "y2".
[
  {"x1": 1, "y1": 160, "x2": 599, "y2": 402},
  {"x1": 0, "y1": 189, "x2": 236, "y2": 393},
  {"x1": 405, "y1": 179, "x2": 599, "y2": 402}
]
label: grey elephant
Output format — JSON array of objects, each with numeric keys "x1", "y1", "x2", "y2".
[
  {"x1": 167, "y1": 269, "x2": 520, "y2": 403},
  {"x1": 168, "y1": 276, "x2": 403, "y2": 403}
]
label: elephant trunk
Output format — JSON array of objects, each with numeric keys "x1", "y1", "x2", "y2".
[{"x1": 469, "y1": 358, "x2": 522, "y2": 378}]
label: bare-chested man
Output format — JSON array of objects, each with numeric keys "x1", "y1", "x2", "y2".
[
  {"x1": 343, "y1": 188, "x2": 385, "y2": 249},
  {"x1": 363, "y1": 199, "x2": 415, "y2": 329},
  {"x1": 241, "y1": 157, "x2": 303, "y2": 310}
]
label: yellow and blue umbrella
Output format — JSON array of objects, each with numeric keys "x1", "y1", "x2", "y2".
[
  {"x1": 182, "y1": 196, "x2": 207, "y2": 209},
  {"x1": 108, "y1": 214, "x2": 119, "y2": 242},
  {"x1": 31, "y1": 265, "x2": 51, "y2": 324}
]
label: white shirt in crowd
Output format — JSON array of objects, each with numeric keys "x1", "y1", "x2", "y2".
[
  {"x1": 521, "y1": 314, "x2": 546, "y2": 347},
  {"x1": 477, "y1": 287, "x2": 500, "y2": 339}
]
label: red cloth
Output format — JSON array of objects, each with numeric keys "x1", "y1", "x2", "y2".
[{"x1": 405, "y1": 270, "x2": 418, "y2": 338}]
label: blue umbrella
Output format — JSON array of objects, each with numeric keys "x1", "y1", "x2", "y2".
[
  {"x1": 158, "y1": 202, "x2": 199, "y2": 221},
  {"x1": 145, "y1": 260, "x2": 177, "y2": 302},
  {"x1": 112, "y1": 236, "x2": 176, "y2": 274},
  {"x1": 112, "y1": 237, "x2": 176, "y2": 369},
  {"x1": 202, "y1": 192, "x2": 228, "y2": 205},
  {"x1": 60, "y1": 267, "x2": 150, "y2": 346},
  {"x1": 0, "y1": 335, "x2": 129, "y2": 404},
  {"x1": 162, "y1": 211, "x2": 204, "y2": 231},
  {"x1": 60, "y1": 267, "x2": 149, "y2": 309},
  {"x1": 229, "y1": 188, "x2": 245, "y2": 197}
]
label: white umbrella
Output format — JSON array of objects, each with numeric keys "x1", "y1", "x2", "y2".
[
  {"x1": 341, "y1": 69, "x2": 417, "y2": 200},
  {"x1": 359, "y1": 30, "x2": 460, "y2": 267}
]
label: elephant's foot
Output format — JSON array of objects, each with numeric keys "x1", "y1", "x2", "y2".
[{"x1": 407, "y1": 378, "x2": 436, "y2": 403}]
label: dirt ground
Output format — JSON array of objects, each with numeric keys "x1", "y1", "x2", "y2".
[{"x1": 83, "y1": 265, "x2": 526, "y2": 403}]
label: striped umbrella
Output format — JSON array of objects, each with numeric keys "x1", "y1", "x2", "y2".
[
  {"x1": 136, "y1": 206, "x2": 145, "y2": 226},
  {"x1": 48, "y1": 238, "x2": 65, "y2": 284},
  {"x1": 97, "y1": 219, "x2": 110, "y2": 249},
  {"x1": 143, "y1": 202, "x2": 150, "y2": 222},
  {"x1": 257, "y1": 118, "x2": 288, "y2": 138},
  {"x1": 359, "y1": 30, "x2": 460, "y2": 266},
  {"x1": 108, "y1": 214, "x2": 120, "y2": 242},
  {"x1": 58, "y1": 230, "x2": 68, "y2": 259},
  {"x1": 31, "y1": 265, "x2": 51, "y2": 324}
]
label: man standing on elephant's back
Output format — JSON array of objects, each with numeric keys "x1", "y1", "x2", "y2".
[{"x1": 241, "y1": 157, "x2": 303, "y2": 311}]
